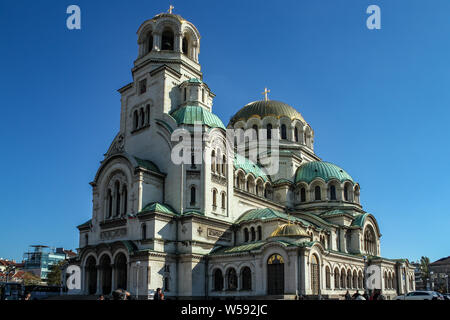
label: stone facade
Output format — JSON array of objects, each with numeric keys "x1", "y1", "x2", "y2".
[{"x1": 73, "y1": 10, "x2": 415, "y2": 299}]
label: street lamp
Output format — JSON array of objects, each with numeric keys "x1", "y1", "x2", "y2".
[{"x1": 136, "y1": 261, "x2": 141, "y2": 300}]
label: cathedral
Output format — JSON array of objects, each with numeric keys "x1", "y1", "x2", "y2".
[{"x1": 74, "y1": 9, "x2": 415, "y2": 299}]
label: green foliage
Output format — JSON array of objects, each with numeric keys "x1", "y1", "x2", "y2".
[
  {"x1": 46, "y1": 261, "x2": 66, "y2": 286},
  {"x1": 22, "y1": 272, "x2": 42, "y2": 285},
  {"x1": 420, "y1": 256, "x2": 430, "y2": 283}
]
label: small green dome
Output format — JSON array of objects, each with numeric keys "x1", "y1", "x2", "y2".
[
  {"x1": 229, "y1": 100, "x2": 305, "y2": 126},
  {"x1": 170, "y1": 106, "x2": 225, "y2": 129},
  {"x1": 295, "y1": 161, "x2": 354, "y2": 184}
]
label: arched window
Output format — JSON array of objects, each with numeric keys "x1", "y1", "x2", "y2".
[
  {"x1": 294, "y1": 127, "x2": 299, "y2": 142},
  {"x1": 183, "y1": 87, "x2": 187, "y2": 101},
  {"x1": 304, "y1": 132, "x2": 307, "y2": 145},
  {"x1": 211, "y1": 150, "x2": 216, "y2": 172},
  {"x1": 161, "y1": 28, "x2": 174, "y2": 50},
  {"x1": 250, "y1": 227, "x2": 256, "y2": 241},
  {"x1": 281, "y1": 124, "x2": 287, "y2": 140},
  {"x1": 346, "y1": 231, "x2": 352, "y2": 252},
  {"x1": 267, "y1": 124, "x2": 272, "y2": 139},
  {"x1": 222, "y1": 155, "x2": 226, "y2": 175},
  {"x1": 182, "y1": 36, "x2": 188, "y2": 55},
  {"x1": 190, "y1": 186, "x2": 196, "y2": 205},
  {"x1": 216, "y1": 151, "x2": 221, "y2": 173},
  {"x1": 85, "y1": 234, "x2": 89, "y2": 246},
  {"x1": 140, "y1": 108, "x2": 145, "y2": 128},
  {"x1": 364, "y1": 226, "x2": 376, "y2": 255},
  {"x1": 202, "y1": 88, "x2": 205, "y2": 103},
  {"x1": 300, "y1": 187, "x2": 306, "y2": 202},
  {"x1": 347, "y1": 270, "x2": 352, "y2": 289},
  {"x1": 334, "y1": 268, "x2": 340, "y2": 289},
  {"x1": 221, "y1": 192, "x2": 226, "y2": 209},
  {"x1": 141, "y1": 224, "x2": 147, "y2": 240},
  {"x1": 145, "y1": 104, "x2": 150, "y2": 125},
  {"x1": 330, "y1": 185, "x2": 336, "y2": 200},
  {"x1": 257, "y1": 226, "x2": 262, "y2": 240},
  {"x1": 212, "y1": 189, "x2": 217, "y2": 208},
  {"x1": 241, "y1": 267, "x2": 252, "y2": 291},
  {"x1": 341, "y1": 270, "x2": 346, "y2": 288},
  {"x1": 353, "y1": 271, "x2": 357, "y2": 289},
  {"x1": 114, "y1": 181, "x2": 121, "y2": 217},
  {"x1": 358, "y1": 272, "x2": 364, "y2": 289},
  {"x1": 121, "y1": 185, "x2": 127, "y2": 215},
  {"x1": 314, "y1": 186, "x2": 321, "y2": 201},
  {"x1": 107, "y1": 189, "x2": 113, "y2": 218},
  {"x1": 227, "y1": 268, "x2": 237, "y2": 290},
  {"x1": 325, "y1": 266, "x2": 331, "y2": 289},
  {"x1": 147, "y1": 32, "x2": 153, "y2": 53},
  {"x1": 244, "y1": 228, "x2": 249, "y2": 242},
  {"x1": 252, "y1": 125, "x2": 258, "y2": 140},
  {"x1": 344, "y1": 185, "x2": 349, "y2": 201},
  {"x1": 213, "y1": 269, "x2": 223, "y2": 291},
  {"x1": 133, "y1": 110, "x2": 139, "y2": 130}
]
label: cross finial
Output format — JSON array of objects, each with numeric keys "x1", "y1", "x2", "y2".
[
  {"x1": 262, "y1": 87, "x2": 270, "y2": 101},
  {"x1": 168, "y1": 5, "x2": 174, "y2": 14}
]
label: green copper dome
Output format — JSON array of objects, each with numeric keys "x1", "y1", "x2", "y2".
[
  {"x1": 229, "y1": 100, "x2": 305, "y2": 126},
  {"x1": 170, "y1": 106, "x2": 225, "y2": 129},
  {"x1": 234, "y1": 154, "x2": 269, "y2": 181},
  {"x1": 295, "y1": 161, "x2": 354, "y2": 184}
]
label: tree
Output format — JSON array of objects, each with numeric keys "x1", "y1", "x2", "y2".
[
  {"x1": 47, "y1": 261, "x2": 66, "y2": 286},
  {"x1": 420, "y1": 256, "x2": 430, "y2": 283},
  {"x1": 22, "y1": 272, "x2": 42, "y2": 285}
]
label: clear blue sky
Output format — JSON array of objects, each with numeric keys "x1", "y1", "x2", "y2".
[{"x1": 1, "y1": 0, "x2": 449, "y2": 263}]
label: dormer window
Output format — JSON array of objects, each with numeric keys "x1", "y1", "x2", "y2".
[{"x1": 139, "y1": 79, "x2": 147, "y2": 94}]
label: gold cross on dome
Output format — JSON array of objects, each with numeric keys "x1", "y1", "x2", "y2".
[
  {"x1": 262, "y1": 87, "x2": 270, "y2": 101},
  {"x1": 168, "y1": 5, "x2": 174, "y2": 14}
]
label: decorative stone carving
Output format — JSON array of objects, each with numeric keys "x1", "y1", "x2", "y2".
[
  {"x1": 207, "y1": 228, "x2": 231, "y2": 241},
  {"x1": 100, "y1": 228, "x2": 127, "y2": 240}
]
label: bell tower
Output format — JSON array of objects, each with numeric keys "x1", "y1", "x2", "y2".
[{"x1": 120, "y1": 7, "x2": 204, "y2": 121}]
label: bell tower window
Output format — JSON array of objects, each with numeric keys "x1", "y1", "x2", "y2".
[
  {"x1": 161, "y1": 29, "x2": 174, "y2": 51},
  {"x1": 281, "y1": 124, "x2": 287, "y2": 140},
  {"x1": 267, "y1": 124, "x2": 272, "y2": 139},
  {"x1": 147, "y1": 33, "x2": 153, "y2": 53},
  {"x1": 182, "y1": 36, "x2": 188, "y2": 55}
]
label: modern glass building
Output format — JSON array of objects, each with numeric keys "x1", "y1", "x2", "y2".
[{"x1": 23, "y1": 245, "x2": 66, "y2": 280}]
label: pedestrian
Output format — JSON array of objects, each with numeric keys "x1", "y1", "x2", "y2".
[
  {"x1": 97, "y1": 295, "x2": 105, "y2": 300},
  {"x1": 160, "y1": 290, "x2": 165, "y2": 300},
  {"x1": 363, "y1": 291, "x2": 369, "y2": 300},
  {"x1": 352, "y1": 290, "x2": 361, "y2": 300},
  {"x1": 23, "y1": 292, "x2": 31, "y2": 301},
  {"x1": 344, "y1": 290, "x2": 351, "y2": 300},
  {"x1": 153, "y1": 288, "x2": 161, "y2": 300}
]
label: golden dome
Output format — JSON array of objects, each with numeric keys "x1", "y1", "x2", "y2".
[
  {"x1": 270, "y1": 223, "x2": 310, "y2": 238},
  {"x1": 229, "y1": 100, "x2": 306, "y2": 126}
]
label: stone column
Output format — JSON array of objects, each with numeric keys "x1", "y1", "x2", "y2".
[
  {"x1": 96, "y1": 265, "x2": 102, "y2": 295},
  {"x1": 111, "y1": 264, "x2": 116, "y2": 291},
  {"x1": 175, "y1": 32, "x2": 183, "y2": 53}
]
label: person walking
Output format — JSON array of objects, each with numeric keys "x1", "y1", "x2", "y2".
[
  {"x1": 352, "y1": 290, "x2": 361, "y2": 300},
  {"x1": 153, "y1": 288, "x2": 161, "y2": 300},
  {"x1": 344, "y1": 290, "x2": 351, "y2": 300}
]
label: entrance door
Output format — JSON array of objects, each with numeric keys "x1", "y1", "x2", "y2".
[{"x1": 267, "y1": 254, "x2": 284, "y2": 295}]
